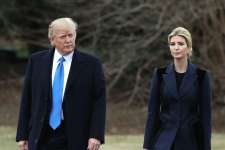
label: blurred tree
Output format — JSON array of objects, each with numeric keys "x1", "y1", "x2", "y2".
[
  {"x1": 1, "y1": 0, "x2": 225, "y2": 111},
  {"x1": 8, "y1": 0, "x2": 67, "y2": 51}
]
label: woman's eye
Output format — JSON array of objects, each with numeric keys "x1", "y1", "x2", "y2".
[
  {"x1": 178, "y1": 42, "x2": 185, "y2": 46},
  {"x1": 170, "y1": 43, "x2": 175, "y2": 46}
]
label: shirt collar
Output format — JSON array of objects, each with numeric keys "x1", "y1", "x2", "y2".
[{"x1": 54, "y1": 48, "x2": 74, "y2": 63}]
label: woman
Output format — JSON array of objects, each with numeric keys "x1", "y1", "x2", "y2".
[{"x1": 143, "y1": 27, "x2": 211, "y2": 150}]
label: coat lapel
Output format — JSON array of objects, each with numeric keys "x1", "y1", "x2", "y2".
[
  {"x1": 41, "y1": 48, "x2": 54, "y2": 100},
  {"x1": 163, "y1": 63, "x2": 179, "y2": 100},
  {"x1": 179, "y1": 63, "x2": 197, "y2": 98},
  {"x1": 63, "y1": 50, "x2": 84, "y2": 98},
  {"x1": 163, "y1": 62, "x2": 197, "y2": 100}
]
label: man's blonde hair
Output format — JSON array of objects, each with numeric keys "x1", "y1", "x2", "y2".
[
  {"x1": 48, "y1": 17, "x2": 78, "y2": 39},
  {"x1": 168, "y1": 27, "x2": 193, "y2": 57}
]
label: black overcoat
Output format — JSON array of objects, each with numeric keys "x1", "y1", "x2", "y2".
[{"x1": 16, "y1": 48, "x2": 106, "y2": 150}]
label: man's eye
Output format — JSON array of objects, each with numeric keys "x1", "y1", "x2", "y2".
[
  {"x1": 68, "y1": 34, "x2": 73, "y2": 37},
  {"x1": 60, "y1": 35, "x2": 66, "y2": 39}
]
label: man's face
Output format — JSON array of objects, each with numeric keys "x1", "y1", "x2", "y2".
[{"x1": 50, "y1": 24, "x2": 76, "y2": 55}]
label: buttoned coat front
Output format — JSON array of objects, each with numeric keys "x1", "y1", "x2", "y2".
[{"x1": 143, "y1": 63, "x2": 211, "y2": 150}]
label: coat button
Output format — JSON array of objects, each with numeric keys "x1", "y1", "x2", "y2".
[
  {"x1": 35, "y1": 139, "x2": 38, "y2": 144},
  {"x1": 40, "y1": 117, "x2": 44, "y2": 123}
]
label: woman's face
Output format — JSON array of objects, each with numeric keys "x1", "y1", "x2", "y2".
[{"x1": 169, "y1": 35, "x2": 191, "y2": 60}]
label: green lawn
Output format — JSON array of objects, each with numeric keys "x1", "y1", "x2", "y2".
[{"x1": 1, "y1": 126, "x2": 225, "y2": 150}]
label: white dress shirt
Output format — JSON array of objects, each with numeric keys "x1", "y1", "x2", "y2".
[{"x1": 51, "y1": 49, "x2": 73, "y2": 118}]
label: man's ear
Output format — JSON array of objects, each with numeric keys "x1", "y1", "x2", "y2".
[{"x1": 49, "y1": 37, "x2": 54, "y2": 46}]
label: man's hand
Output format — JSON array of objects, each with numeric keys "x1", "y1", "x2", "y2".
[
  {"x1": 87, "y1": 138, "x2": 101, "y2": 150},
  {"x1": 18, "y1": 140, "x2": 28, "y2": 150}
]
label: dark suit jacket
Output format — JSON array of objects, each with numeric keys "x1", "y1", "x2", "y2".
[
  {"x1": 16, "y1": 48, "x2": 106, "y2": 150},
  {"x1": 143, "y1": 63, "x2": 211, "y2": 150}
]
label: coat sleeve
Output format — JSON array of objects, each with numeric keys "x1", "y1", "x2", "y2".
[
  {"x1": 199, "y1": 71, "x2": 212, "y2": 150},
  {"x1": 89, "y1": 59, "x2": 106, "y2": 144},
  {"x1": 143, "y1": 68, "x2": 161, "y2": 149},
  {"x1": 16, "y1": 57, "x2": 33, "y2": 142}
]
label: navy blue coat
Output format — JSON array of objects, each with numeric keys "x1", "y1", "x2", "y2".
[
  {"x1": 16, "y1": 49, "x2": 106, "y2": 150},
  {"x1": 143, "y1": 63, "x2": 211, "y2": 150}
]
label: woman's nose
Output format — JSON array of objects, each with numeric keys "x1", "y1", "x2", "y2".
[{"x1": 174, "y1": 44, "x2": 179, "y2": 50}]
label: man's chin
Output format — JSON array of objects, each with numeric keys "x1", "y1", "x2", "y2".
[{"x1": 59, "y1": 49, "x2": 74, "y2": 55}]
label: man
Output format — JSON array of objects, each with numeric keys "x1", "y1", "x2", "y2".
[{"x1": 16, "y1": 17, "x2": 106, "y2": 150}]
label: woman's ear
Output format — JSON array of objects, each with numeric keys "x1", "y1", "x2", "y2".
[{"x1": 188, "y1": 48, "x2": 193, "y2": 57}]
